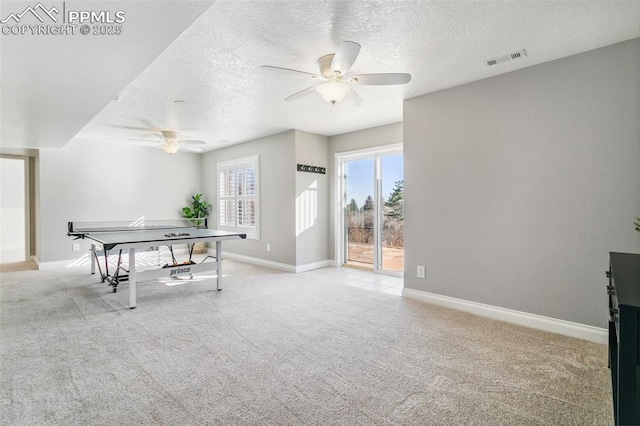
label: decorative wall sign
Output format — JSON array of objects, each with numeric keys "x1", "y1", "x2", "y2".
[{"x1": 297, "y1": 164, "x2": 326, "y2": 174}]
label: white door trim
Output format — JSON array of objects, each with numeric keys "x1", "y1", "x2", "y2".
[{"x1": 334, "y1": 143, "x2": 403, "y2": 269}]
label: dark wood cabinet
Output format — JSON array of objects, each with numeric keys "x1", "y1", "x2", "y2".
[{"x1": 608, "y1": 252, "x2": 640, "y2": 426}]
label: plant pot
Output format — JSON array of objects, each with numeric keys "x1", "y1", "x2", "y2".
[{"x1": 192, "y1": 242, "x2": 206, "y2": 254}]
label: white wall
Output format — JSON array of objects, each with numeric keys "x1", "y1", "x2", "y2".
[
  {"x1": 202, "y1": 131, "x2": 297, "y2": 265},
  {"x1": 403, "y1": 38, "x2": 640, "y2": 328},
  {"x1": 295, "y1": 130, "x2": 329, "y2": 266},
  {"x1": 0, "y1": 149, "x2": 40, "y2": 259},
  {"x1": 39, "y1": 139, "x2": 203, "y2": 262},
  {"x1": 0, "y1": 157, "x2": 26, "y2": 262},
  {"x1": 327, "y1": 122, "x2": 403, "y2": 261}
]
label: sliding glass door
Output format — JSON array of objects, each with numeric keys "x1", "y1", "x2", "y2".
[
  {"x1": 345, "y1": 158, "x2": 375, "y2": 267},
  {"x1": 339, "y1": 146, "x2": 403, "y2": 274},
  {"x1": 379, "y1": 154, "x2": 404, "y2": 272}
]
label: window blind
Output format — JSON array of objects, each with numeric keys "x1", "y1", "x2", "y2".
[{"x1": 217, "y1": 156, "x2": 259, "y2": 237}]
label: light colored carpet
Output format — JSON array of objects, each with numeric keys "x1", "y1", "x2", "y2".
[{"x1": 0, "y1": 259, "x2": 612, "y2": 425}]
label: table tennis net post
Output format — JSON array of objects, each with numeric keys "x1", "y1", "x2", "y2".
[{"x1": 68, "y1": 218, "x2": 208, "y2": 234}]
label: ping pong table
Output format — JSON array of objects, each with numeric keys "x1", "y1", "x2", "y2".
[{"x1": 67, "y1": 220, "x2": 246, "y2": 308}]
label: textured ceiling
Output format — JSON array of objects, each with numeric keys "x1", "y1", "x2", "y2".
[
  {"x1": 0, "y1": 0, "x2": 215, "y2": 150},
  {"x1": 2, "y1": 1, "x2": 640, "y2": 152}
]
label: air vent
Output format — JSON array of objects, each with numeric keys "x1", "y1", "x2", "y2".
[{"x1": 484, "y1": 49, "x2": 527, "y2": 67}]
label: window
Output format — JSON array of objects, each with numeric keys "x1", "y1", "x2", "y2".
[{"x1": 217, "y1": 155, "x2": 259, "y2": 239}]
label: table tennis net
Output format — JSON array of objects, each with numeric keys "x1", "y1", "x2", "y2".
[{"x1": 68, "y1": 218, "x2": 207, "y2": 234}]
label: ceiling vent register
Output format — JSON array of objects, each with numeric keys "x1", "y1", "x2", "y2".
[{"x1": 484, "y1": 49, "x2": 527, "y2": 67}]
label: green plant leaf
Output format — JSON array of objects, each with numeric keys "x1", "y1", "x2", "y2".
[{"x1": 182, "y1": 193, "x2": 210, "y2": 222}]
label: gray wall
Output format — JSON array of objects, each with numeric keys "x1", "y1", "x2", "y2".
[
  {"x1": 202, "y1": 131, "x2": 297, "y2": 265},
  {"x1": 39, "y1": 139, "x2": 202, "y2": 262},
  {"x1": 403, "y1": 38, "x2": 640, "y2": 328},
  {"x1": 327, "y1": 122, "x2": 403, "y2": 261},
  {"x1": 295, "y1": 130, "x2": 329, "y2": 265}
]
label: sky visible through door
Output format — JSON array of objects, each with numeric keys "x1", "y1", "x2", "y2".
[{"x1": 346, "y1": 155, "x2": 403, "y2": 206}]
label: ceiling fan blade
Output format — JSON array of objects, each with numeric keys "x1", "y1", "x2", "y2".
[
  {"x1": 261, "y1": 65, "x2": 318, "y2": 78},
  {"x1": 284, "y1": 85, "x2": 319, "y2": 101},
  {"x1": 126, "y1": 138, "x2": 162, "y2": 146},
  {"x1": 182, "y1": 145, "x2": 204, "y2": 153},
  {"x1": 110, "y1": 121, "x2": 162, "y2": 133},
  {"x1": 109, "y1": 125, "x2": 151, "y2": 131},
  {"x1": 349, "y1": 88, "x2": 364, "y2": 106},
  {"x1": 180, "y1": 140, "x2": 206, "y2": 145},
  {"x1": 331, "y1": 41, "x2": 361, "y2": 75},
  {"x1": 348, "y1": 73, "x2": 412, "y2": 85}
]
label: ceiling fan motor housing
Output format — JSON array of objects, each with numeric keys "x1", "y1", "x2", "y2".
[
  {"x1": 317, "y1": 54, "x2": 335, "y2": 78},
  {"x1": 161, "y1": 130, "x2": 178, "y2": 140}
]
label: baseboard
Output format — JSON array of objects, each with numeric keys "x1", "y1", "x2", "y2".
[
  {"x1": 37, "y1": 258, "x2": 76, "y2": 270},
  {"x1": 32, "y1": 255, "x2": 40, "y2": 268},
  {"x1": 209, "y1": 250, "x2": 296, "y2": 272},
  {"x1": 210, "y1": 250, "x2": 331, "y2": 274},
  {"x1": 402, "y1": 288, "x2": 608, "y2": 344},
  {"x1": 295, "y1": 260, "x2": 331, "y2": 273}
]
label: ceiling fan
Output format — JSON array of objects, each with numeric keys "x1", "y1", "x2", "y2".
[
  {"x1": 127, "y1": 130, "x2": 206, "y2": 154},
  {"x1": 261, "y1": 41, "x2": 411, "y2": 105}
]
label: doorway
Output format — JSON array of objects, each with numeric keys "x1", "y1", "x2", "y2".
[
  {"x1": 0, "y1": 156, "x2": 28, "y2": 264},
  {"x1": 336, "y1": 145, "x2": 403, "y2": 275}
]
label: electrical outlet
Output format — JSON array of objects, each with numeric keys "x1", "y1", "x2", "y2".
[
  {"x1": 417, "y1": 265, "x2": 425, "y2": 279},
  {"x1": 72, "y1": 243, "x2": 80, "y2": 252},
  {"x1": 266, "y1": 243, "x2": 271, "y2": 252}
]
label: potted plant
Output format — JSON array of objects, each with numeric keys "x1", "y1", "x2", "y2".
[
  {"x1": 182, "y1": 193, "x2": 211, "y2": 228},
  {"x1": 182, "y1": 193, "x2": 211, "y2": 254}
]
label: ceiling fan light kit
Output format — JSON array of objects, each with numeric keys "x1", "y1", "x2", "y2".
[
  {"x1": 317, "y1": 82, "x2": 351, "y2": 105},
  {"x1": 162, "y1": 142, "x2": 180, "y2": 154},
  {"x1": 262, "y1": 41, "x2": 411, "y2": 106}
]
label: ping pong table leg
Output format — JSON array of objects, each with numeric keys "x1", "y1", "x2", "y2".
[
  {"x1": 90, "y1": 244, "x2": 96, "y2": 274},
  {"x1": 216, "y1": 240, "x2": 222, "y2": 291},
  {"x1": 129, "y1": 248, "x2": 137, "y2": 309}
]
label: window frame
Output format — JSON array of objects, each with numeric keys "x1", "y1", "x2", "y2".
[{"x1": 216, "y1": 155, "x2": 260, "y2": 240}]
